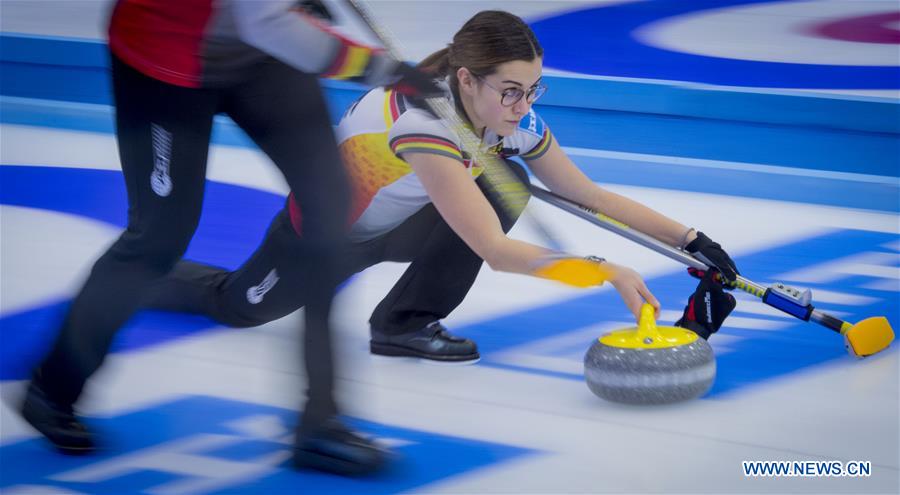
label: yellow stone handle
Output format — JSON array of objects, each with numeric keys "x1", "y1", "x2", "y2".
[
  {"x1": 636, "y1": 303, "x2": 660, "y2": 342},
  {"x1": 599, "y1": 302, "x2": 698, "y2": 349}
]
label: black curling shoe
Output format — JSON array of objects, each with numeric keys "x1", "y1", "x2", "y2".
[
  {"x1": 294, "y1": 417, "x2": 392, "y2": 476},
  {"x1": 21, "y1": 381, "x2": 95, "y2": 455},
  {"x1": 370, "y1": 321, "x2": 480, "y2": 364}
]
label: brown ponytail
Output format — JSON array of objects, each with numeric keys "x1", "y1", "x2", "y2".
[
  {"x1": 417, "y1": 46, "x2": 451, "y2": 75},
  {"x1": 417, "y1": 11, "x2": 543, "y2": 93}
]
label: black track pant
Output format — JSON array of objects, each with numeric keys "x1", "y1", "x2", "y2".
[
  {"x1": 36, "y1": 55, "x2": 348, "y2": 432},
  {"x1": 142, "y1": 161, "x2": 529, "y2": 337}
]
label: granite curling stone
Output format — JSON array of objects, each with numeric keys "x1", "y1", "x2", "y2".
[{"x1": 584, "y1": 303, "x2": 715, "y2": 404}]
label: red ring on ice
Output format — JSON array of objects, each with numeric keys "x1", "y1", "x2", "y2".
[{"x1": 808, "y1": 12, "x2": 900, "y2": 44}]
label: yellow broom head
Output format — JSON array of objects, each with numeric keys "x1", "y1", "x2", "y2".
[{"x1": 844, "y1": 317, "x2": 894, "y2": 357}]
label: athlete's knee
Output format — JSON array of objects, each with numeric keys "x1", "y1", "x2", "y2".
[
  {"x1": 219, "y1": 312, "x2": 268, "y2": 329},
  {"x1": 213, "y1": 277, "x2": 298, "y2": 329},
  {"x1": 209, "y1": 293, "x2": 274, "y2": 328},
  {"x1": 215, "y1": 301, "x2": 293, "y2": 329}
]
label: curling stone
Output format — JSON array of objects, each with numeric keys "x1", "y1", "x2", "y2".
[{"x1": 584, "y1": 303, "x2": 715, "y2": 405}]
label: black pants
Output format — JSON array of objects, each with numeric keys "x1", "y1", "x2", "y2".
[
  {"x1": 142, "y1": 160, "x2": 529, "y2": 338},
  {"x1": 36, "y1": 55, "x2": 348, "y2": 432}
]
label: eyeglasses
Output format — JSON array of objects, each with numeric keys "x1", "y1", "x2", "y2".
[{"x1": 474, "y1": 74, "x2": 547, "y2": 107}]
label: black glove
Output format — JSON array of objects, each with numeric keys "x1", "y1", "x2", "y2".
[
  {"x1": 675, "y1": 269, "x2": 736, "y2": 339},
  {"x1": 685, "y1": 266, "x2": 732, "y2": 288},
  {"x1": 361, "y1": 54, "x2": 444, "y2": 99},
  {"x1": 684, "y1": 231, "x2": 739, "y2": 282},
  {"x1": 296, "y1": 0, "x2": 334, "y2": 21}
]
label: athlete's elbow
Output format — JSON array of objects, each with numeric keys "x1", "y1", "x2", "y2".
[
  {"x1": 484, "y1": 255, "x2": 504, "y2": 272},
  {"x1": 479, "y1": 236, "x2": 512, "y2": 272}
]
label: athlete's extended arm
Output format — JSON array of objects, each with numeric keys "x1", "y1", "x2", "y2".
[
  {"x1": 526, "y1": 140, "x2": 739, "y2": 281},
  {"x1": 231, "y1": 0, "x2": 439, "y2": 96},
  {"x1": 527, "y1": 140, "x2": 696, "y2": 247},
  {"x1": 405, "y1": 151, "x2": 658, "y2": 319}
]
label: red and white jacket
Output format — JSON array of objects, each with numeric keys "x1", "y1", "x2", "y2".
[{"x1": 109, "y1": 0, "x2": 375, "y2": 88}]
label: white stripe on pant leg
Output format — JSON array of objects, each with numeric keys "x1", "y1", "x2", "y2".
[
  {"x1": 246, "y1": 269, "x2": 279, "y2": 305},
  {"x1": 150, "y1": 123, "x2": 173, "y2": 197}
]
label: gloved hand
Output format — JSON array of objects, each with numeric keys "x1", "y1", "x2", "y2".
[
  {"x1": 684, "y1": 231, "x2": 739, "y2": 283},
  {"x1": 361, "y1": 54, "x2": 444, "y2": 98},
  {"x1": 296, "y1": 0, "x2": 334, "y2": 20},
  {"x1": 675, "y1": 269, "x2": 736, "y2": 339}
]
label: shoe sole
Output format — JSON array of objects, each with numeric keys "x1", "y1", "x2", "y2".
[
  {"x1": 53, "y1": 444, "x2": 96, "y2": 455},
  {"x1": 370, "y1": 354, "x2": 481, "y2": 366},
  {"x1": 370, "y1": 342, "x2": 480, "y2": 364},
  {"x1": 21, "y1": 408, "x2": 96, "y2": 455},
  {"x1": 294, "y1": 449, "x2": 387, "y2": 476}
]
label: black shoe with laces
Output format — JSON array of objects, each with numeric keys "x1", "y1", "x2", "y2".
[
  {"x1": 20, "y1": 381, "x2": 94, "y2": 455},
  {"x1": 293, "y1": 417, "x2": 392, "y2": 476},
  {"x1": 370, "y1": 321, "x2": 480, "y2": 363}
]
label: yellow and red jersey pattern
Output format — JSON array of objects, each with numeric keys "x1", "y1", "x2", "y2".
[
  {"x1": 389, "y1": 134, "x2": 464, "y2": 162},
  {"x1": 290, "y1": 82, "x2": 555, "y2": 242}
]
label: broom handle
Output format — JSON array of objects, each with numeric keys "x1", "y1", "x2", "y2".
[{"x1": 529, "y1": 184, "x2": 854, "y2": 334}]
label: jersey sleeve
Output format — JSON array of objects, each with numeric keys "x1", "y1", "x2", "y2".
[
  {"x1": 230, "y1": 0, "x2": 377, "y2": 79},
  {"x1": 516, "y1": 109, "x2": 554, "y2": 161},
  {"x1": 387, "y1": 110, "x2": 465, "y2": 164}
]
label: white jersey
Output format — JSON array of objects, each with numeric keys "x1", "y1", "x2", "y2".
[{"x1": 335, "y1": 82, "x2": 554, "y2": 242}]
